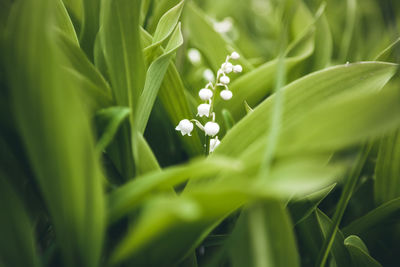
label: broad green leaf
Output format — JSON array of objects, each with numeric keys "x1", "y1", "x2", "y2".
[
  {"x1": 215, "y1": 62, "x2": 397, "y2": 158},
  {"x1": 56, "y1": 30, "x2": 113, "y2": 111},
  {"x1": 6, "y1": 1, "x2": 105, "y2": 266},
  {"x1": 95, "y1": 106, "x2": 131, "y2": 152},
  {"x1": 344, "y1": 235, "x2": 382, "y2": 267},
  {"x1": 80, "y1": 0, "x2": 100, "y2": 60},
  {"x1": 227, "y1": 202, "x2": 300, "y2": 267},
  {"x1": 342, "y1": 197, "x2": 400, "y2": 236},
  {"x1": 374, "y1": 130, "x2": 400, "y2": 205},
  {"x1": 185, "y1": 2, "x2": 253, "y2": 72},
  {"x1": 135, "y1": 23, "x2": 184, "y2": 134},
  {"x1": 108, "y1": 156, "x2": 243, "y2": 222},
  {"x1": 0, "y1": 177, "x2": 40, "y2": 267}
]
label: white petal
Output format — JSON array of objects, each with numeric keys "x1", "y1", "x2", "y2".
[{"x1": 220, "y1": 90, "x2": 233, "y2": 100}]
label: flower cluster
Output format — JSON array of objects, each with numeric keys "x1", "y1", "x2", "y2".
[{"x1": 176, "y1": 51, "x2": 242, "y2": 154}]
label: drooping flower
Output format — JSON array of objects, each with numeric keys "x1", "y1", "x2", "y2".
[
  {"x1": 230, "y1": 51, "x2": 240, "y2": 60},
  {"x1": 233, "y1": 64, "x2": 243, "y2": 73},
  {"x1": 175, "y1": 119, "x2": 194, "y2": 136},
  {"x1": 203, "y1": 68, "x2": 215, "y2": 82},
  {"x1": 219, "y1": 75, "x2": 230, "y2": 85},
  {"x1": 220, "y1": 89, "x2": 233, "y2": 100},
  {"x1": 197, "y1": 104, "x2": 211, "y2": 117},
  {"x1": 209, "y1": 137, "x2": 221, "y2": 153},
  {"x1": 199, "y1": 88, "x2": 213, "y2": 100},
  {"x1": 221, "y1": 62, "x2": 233, "y2": 73},
  {"x1": 187, "y1": 48, "x2": 201, "y2": 64},
  {"x1": 204, "y1": 122, "x2": 220, "y2": 136}
]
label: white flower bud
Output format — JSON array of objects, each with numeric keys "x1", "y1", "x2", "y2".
[
  {"x1": 175, "y1": 119, "x2": 194, "y2": 136},
  {"x1": 220, "y1": 89, "x2": 233, "y2": 100},
  {"x1": 231, "y1": 51, "x2": 240, "y2": 60},
  {"x1": 209, "y1": 137, "x2": 221, "y2": 153},
  {"x1": 198, "y1": 88, "x2": 213, "y2": 100},
  {"x1": 219, "y1": 75, "x2": 230, "y2": 85},
  {"x1": 187, "y1": 48, "x2": 201, "y2": 64},
  {"x1": 204, "y1": 122, "x2": 220, "y2": 136},
  {"x1": 233, "y1": 64, "x2": 243, "y2": 73},
  {"x1": 221, "y1": 62, "x2": 233, "y2": 73},
  {"x1": 197, "y1": 104, "x2": 211, "y2": 117},
  {"x1": 203, "y1": 68, "x2": 215, "y2": 82}
]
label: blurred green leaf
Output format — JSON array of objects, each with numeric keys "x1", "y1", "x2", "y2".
[
  {"x1": 227, "y1": 201, "x2": 300, "y2": 267},
  {"x1": 56, "y1": 30, "x2": 113, "y2": 111},
  {"x1": 95, "y1": 106, "x2": 131, "y2": 152},
  {"x1": 288, "y1": 184, "x2": 336, "y2": 225},
  {"x1": 6, "y1": 0, "x2": 105, "y2": 266},
  {"x1": 185, "y1": 2, "x2": 253, "y2": 72},
  {"x1": 55, "y1": 0, "x2": 79, "y2": 44},
  {"x1": 80, "y1": 0, "x2": 100, "y2": 60},
  {"x1": 0, "y1": 176, "x2": 40, "y2": 267},
  {"x1": 374, "y1": 130, "x2": 400, "y2": 205},
  {"x1": 216, "y1": 62, "x2": 397, "y2": 158},
  {"x1": 343, "y1": 197, "x2": 400, "y2": 236},
  {"x1": 108, "y1": 156, "x2": 242, "y2": 223},
  {"x1": 344, "y1": 235, "x2": 382, "y2": 267}
]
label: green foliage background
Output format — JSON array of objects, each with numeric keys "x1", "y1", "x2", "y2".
[{"x1": 1, "y1": 0, "x2": 400, "y2": 266}]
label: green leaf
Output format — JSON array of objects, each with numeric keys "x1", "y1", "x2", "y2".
[
  {"x1": 6, "y1": 1, "x2": 105, "y2": 266},
  {"x1": 80, "y1": 0, "x2": 100, "y2": 60},
  {"x1": 344, "y1": 235, "x2": 382, "y2": 267},
  {"x1": 185, "y1": 2, "x2": 253, "y2": 72},
  {"x1": 56, "y1": 30, "x2": 113, "y2": 111},
  {"x1": 55, "y1": 0, "x2": 79, "y2": 44},
  {"x1": 316, "y1": 145, "x2": 371, "y2": 267},
  {"x1": 151, "y1": 0, "x2": 184, "y2": 46},
  {"x1": 136, "y1": 133, "x2": 161, "y2": 175},
  {"x1": 0, "y1": 177, "x2": 40, "y2": 267},
  {"x1": 216, "y1": 62, "x2": 397, "y2": 158},
  {"x1": 315, "y1": 209, "x2": 352, "y2": 267},
  {"x1": 135, "y1": 23, "x2": 184, "y2": 134},
  {"x1": 227, "y1": 202, "x2": 300, "y2": 267},
  {"x1": 342, "y1": 197, "x2": 400, "y2": 236},
  {"x1": 288, "y1": 184, "x2": 336, "y2": 225},
  {"x1": 108, "y1": 156, "x2": 243, "y2": 223},
  {"x1": 374, "y1": 130, "x2": 400, "y2": 205},
  {"x1": 95, "y1": 106, "x2": 131, "y2": 152},
  {"x1": 99, "y1": 0, "x2": 145, "y2": 110},
  {"x1": 374, "y1": 37, "x2": 400, "y2": 62}
]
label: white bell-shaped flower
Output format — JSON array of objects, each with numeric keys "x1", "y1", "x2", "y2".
[
  {"x1": 204, "y1": 122, "x2": 220, "y2": 136},
  {"x1": 220, "y1": 89, "x2": 233, "y2": 100},
  {"x1": 221, "y1": 62, "x2": 233, "y2": 73},
  {"x1": 203, "y1": 69, "x2": 215, "y2": 82},
  {"x1": 219, "y1": 75, "x2": 230, "y2": 85},
  {"x1": 233, "y1": 64, "x2": 243, "y2": 73},
  {"x1": 197, "y1": 103, "x2": 211, "y2": 117},
  {"x1": 175, "y1": 119, "x2": 194, "y2": 136},
  {"x1": 209, "y1": 137, "x2": 221, "y2": 153},
  {"x1": 199, "y1": 88, "x2": 213, "y2": 100},
  {"x1": 231, "y1": 51, "x2": 240, "y2": 60},
  {"x1": 187, "y1": 48, "x2": 201, "y2": 64}
]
